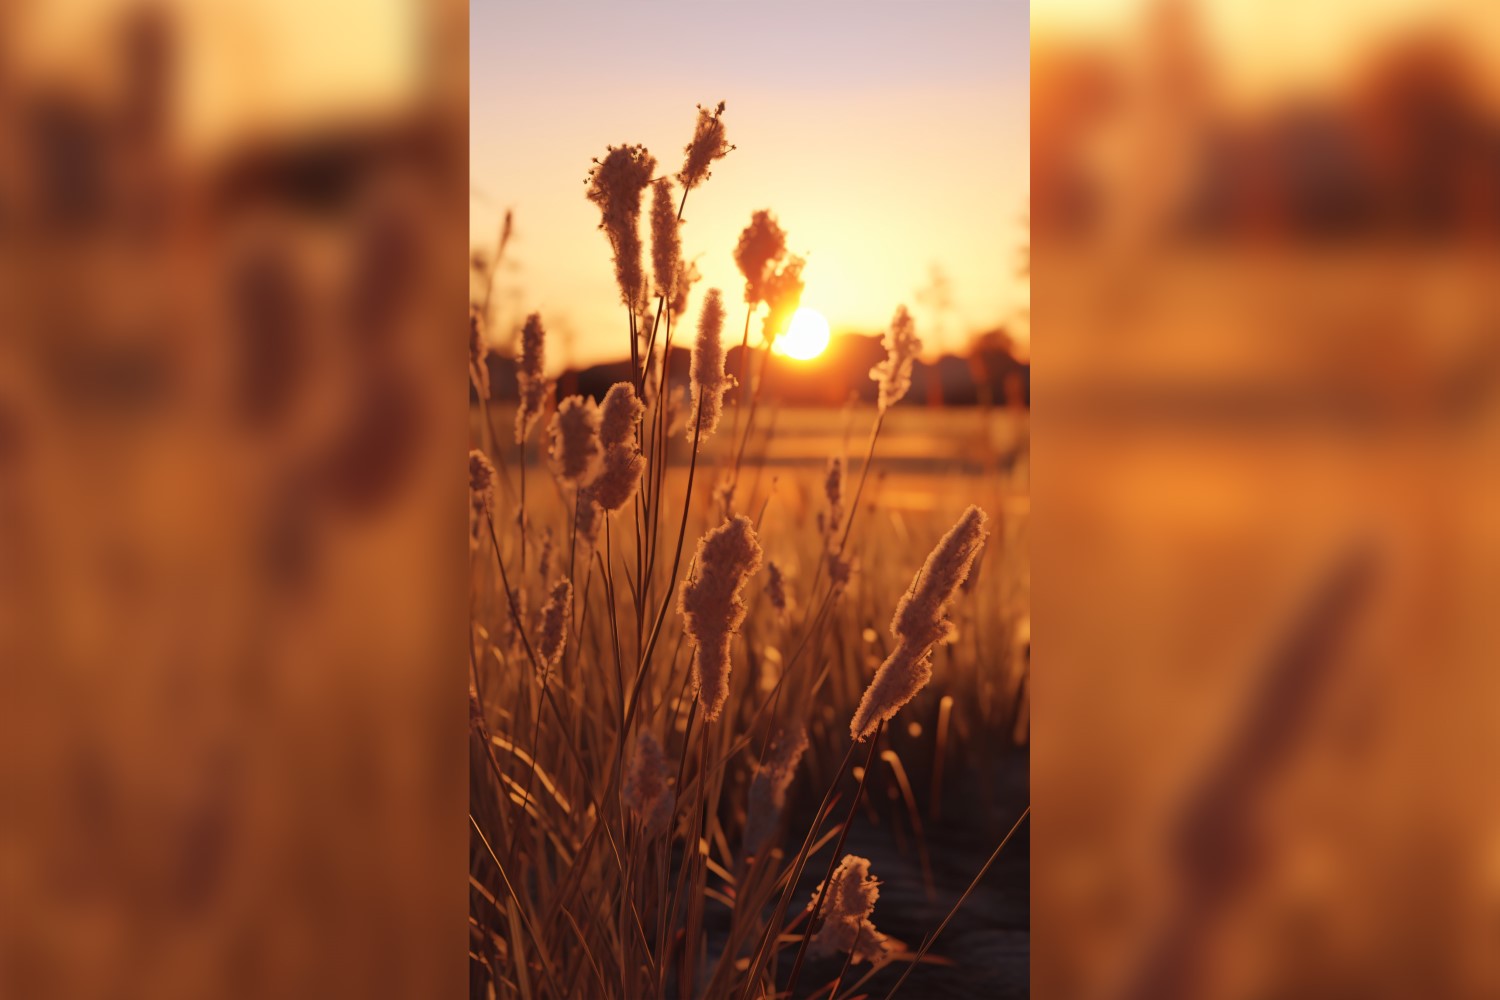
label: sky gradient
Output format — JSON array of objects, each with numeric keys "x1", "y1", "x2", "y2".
[{"x1": 471, "y1": 1, "x2": 1029, "y2": 371}]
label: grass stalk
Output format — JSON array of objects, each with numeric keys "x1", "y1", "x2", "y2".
[
  {"x1": 879, "y1": 807, "x2": 1030, "y2": 1000},
  {"x1": 784, "y1": 722, "x2": 884, "y2": 997}
]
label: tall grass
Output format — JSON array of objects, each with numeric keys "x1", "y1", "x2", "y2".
[{"x1": 469, "y1": 102, "x2": 1028, "y2": 1000}]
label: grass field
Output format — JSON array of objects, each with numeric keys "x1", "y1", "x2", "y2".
[
  {"x1": 469, "y1": 395, "x2": 1028, "y2": 998},
  {"x1": 467, "y1": 105, "x2": 1027, "y2": 999}
]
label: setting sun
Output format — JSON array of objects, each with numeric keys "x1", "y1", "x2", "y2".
[{"x1": 774, "y1": 307, "x2": 831, "y2": 360}]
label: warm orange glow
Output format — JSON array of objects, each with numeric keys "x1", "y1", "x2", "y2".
[{"x1": 774, "y1": 308, "x2": 831, "y2": 360}]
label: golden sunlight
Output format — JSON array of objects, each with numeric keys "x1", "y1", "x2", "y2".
[{"x1": 774, "y1": 307, "x2": 831, "y2": 360}]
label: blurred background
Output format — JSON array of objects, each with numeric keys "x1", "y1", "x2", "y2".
[
  {"x1": 0, "y1": 1, "x2": 467, "y2": 997},
  {"x1": 1033, "y1": 1, "x2": 1500, "y2": 998},
  {"x1": 12, "y1": 0, "x2": 1500, "y2": 995}
]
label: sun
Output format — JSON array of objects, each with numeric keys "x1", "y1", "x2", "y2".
[{"x1": 774, "y1": 308, "x2": 831, "y2": 361}]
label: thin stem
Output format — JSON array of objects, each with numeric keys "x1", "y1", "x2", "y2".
[
  {"x1": 633, "y1": 493, "x2": 646, "y2": 659},
  {"x1": 548, "y1": 395, "x2": 706, "y2": 936},
  {"x1": 637, "y1": 183, "x2": 691, "y2": 395},
  {"x1": 519, "y1": 435, "x2": 528, "y2": 572},
  {"x1": 486, "y1": 513, "x2": 543, "y2": 679},
  {"x1": 828, "y1": 920, "x2": 863, "y2": 1000},
  {"x1": 504, "y1": 685, "x2": 548, "y2": 870},
  {"x1": 600, "y1": 536, "x2": 628, "y2": 734},
  {"x1": 642, "y1": 308, "x2": 676, "y2": 599},
  {"x1": 785, "y1": 723, "x2": 884, "y2": 997},
  {"x1": 794, "y1": 407, "x2": 887, "y2": 662},
  {"x1": 681, "y1": 720, "x2": 712, "y2": 998},
  {"x1": 483, "y1": 511, "x2": 552, "y2": 879},
  {"x1": 629, "y1": 305, "x2": 640, "y2": 392},
  {"x1": 659, "y1": 699, "x2": 702, "y2": 996},
  {"x1": 726, "y1": 337, "x2": 779, "y2": 513},
  {"x1": 624, "y1": 393, "x2": 705, "y2": 739},
  {"x1": 479, "y1": 216, "x2": 508, "y2": 325},
  {"x1": 879, "y1": 807, "x2": 1030, "y2": 1000},
  {"x1": 736, "y1": 739, "x2": 858, "y2": 1000},
  {"x1": 836, "y1": 408, "x2": 886, "y2": 556},
  {"x1": 470, "y1": 814, "x2": 564, "y2": 1000},
  {"x1": 726, "y1": 304, "x2": 754, "y2": 465},
  {"x1": 569, "y1": 491, "x2": 581, "y2": 585}
]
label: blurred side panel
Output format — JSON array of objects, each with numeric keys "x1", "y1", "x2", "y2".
[
  {"x1": 1033, "y1": 1, "x2": 1500, "y2": 998},
  {"x1": 0, "y1": 1, "x2": 468, "y2": 998}
]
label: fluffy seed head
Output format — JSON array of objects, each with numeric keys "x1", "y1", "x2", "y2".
[
  {"x1": 828, "y1": 552, "x2": 857, "y2": 593},
  {"x1": 744, "y1": 722, "x2": 807, "y2": 854},
  {"x1": 650, "y1": 178, "x2": 681, "y2": 303},
  {"x1": 688, "y1": 288, "x2": 736, "y2": 446},
  {"x1": 822, "y1": 855, "x2": 879, "y2": 925},
  {"x1": 515, "y1": 313, "x2": 550, "y2": 442},
  {"x1": 823, "y1": 456, "x2": 845, "y2": 544},
  {"x1": 892, "y1": 505, "x2": 990, "y2": 647},
  {"x1": 623, "y1": 729, "x2": 676, "y2": 837},
  {"x1": 679, "y1": 100, "x2": 732, "y2": 190},
  {"x1": 469, "y1": 449, "x2": 496, "y2": 522},
  {"x1": 764, "y1": 560, "x2": 790, "y2": 618},
  {"x1": 760, "y1": 254, "x2": 806, "y2": 344},
  {"x1": 592, "y1": 383, "x2": 645, "y2": 511},
  {"x1": 869, "y1": 305, "x2": 922, "y2": 413},
  {"x1": 548, "y1": 395, "x2": 601, "y2": 485},
  {"x1": 535, "y1": 579, "x2": 572, "y2": 683},
  {"x1": 575, "y1": 489, "x2": 603, "y2": 555},
  {"x1": 598, "y1": 381, "x2": 642, "y2": 450},
  {"x1": 518, "y1": 312, "x2": 545, "y2": 369},
  {"x1": 851, "y1": 506, "x2": 989, "y2": 740},
  {"x1": 678, "y1": 516, "x2": 763, "y2": 721},
  {"x1": 806, "y1": 855, "x2": 888, "y2": 965},
  {"x1": 961, "y1": 533, "x2": 989, "y2": 594},
  {"x1": 733, "y1": 210, "x2": 787, "y2": 305},
  {"x1": 586, "y1": 144, "x2": 656, "y2": 310}
]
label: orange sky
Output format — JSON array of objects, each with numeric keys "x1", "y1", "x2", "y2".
[{"x1": 471, "y1": 1, "x2": 1029, "y2": 372}]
